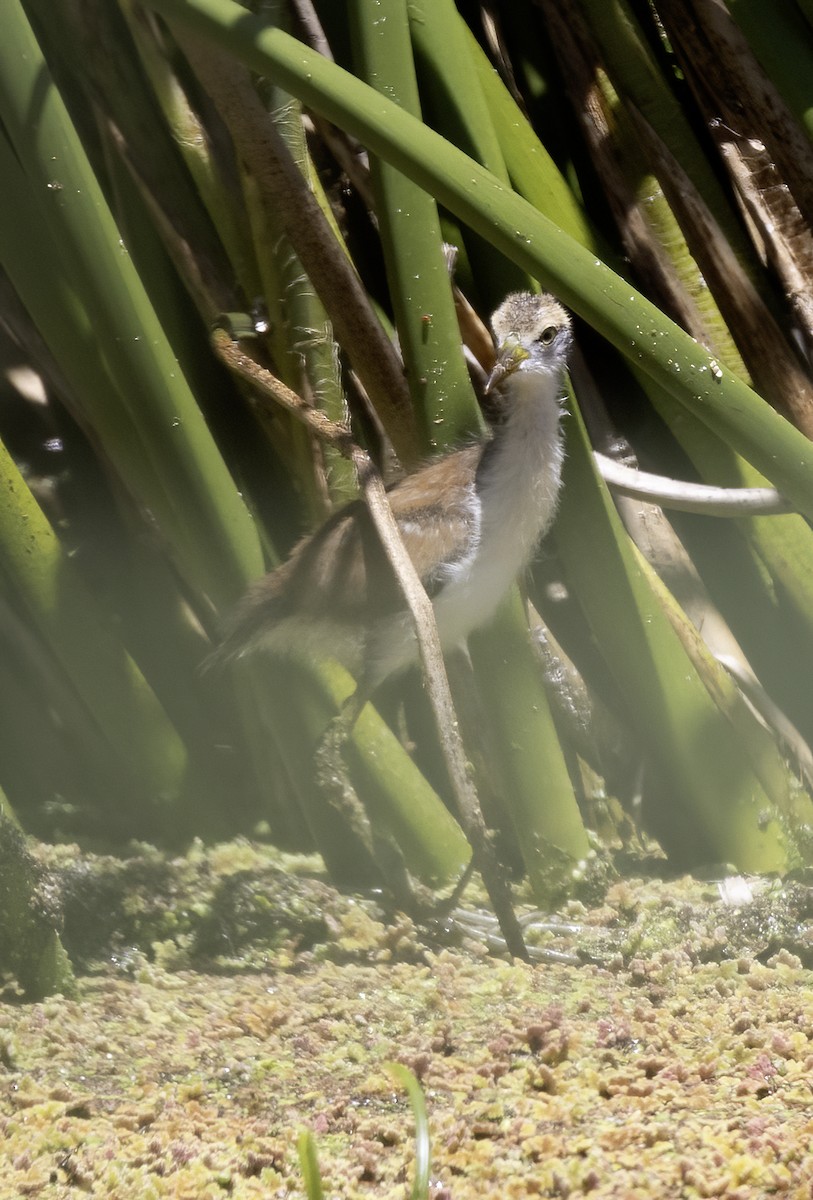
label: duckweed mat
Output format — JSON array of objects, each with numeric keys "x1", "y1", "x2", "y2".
[{"x1": 2, "y1": 843, "x2": 813, "y2": 1197}]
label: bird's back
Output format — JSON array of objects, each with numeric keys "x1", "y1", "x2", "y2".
[{"x1": 213, "y1": 443, "x2": 486, "y2": 668}]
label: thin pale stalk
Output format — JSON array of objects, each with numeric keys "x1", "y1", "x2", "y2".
[{"x1": 212, "y1": 333, "x2": 472, "y2": 883}]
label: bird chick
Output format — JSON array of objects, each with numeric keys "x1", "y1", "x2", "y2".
[{"x1": 216, "y1": 291, "x2": 572, "y2": 691}]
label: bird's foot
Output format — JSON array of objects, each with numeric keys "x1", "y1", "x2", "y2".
[
  {"x1": 313, "y1": 698, "x2": 482, "y2": 933},
  {"x1": 313, "y1": 712, "x2": 377, "y2": 858},
  {"x1": 313, "y1": 714, "x2": 472, "y2": 921}
]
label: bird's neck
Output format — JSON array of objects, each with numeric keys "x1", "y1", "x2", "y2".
[{"x1": 476, "y1": 366, "x2": 565, "y2": 565}]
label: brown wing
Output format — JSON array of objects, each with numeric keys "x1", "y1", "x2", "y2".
[
  {"x1": 389, "y1": 446, "x2": 483, "y2": 593},
  {"x1": 216, "y1": 444, "x2": 485, "y2": 657}
]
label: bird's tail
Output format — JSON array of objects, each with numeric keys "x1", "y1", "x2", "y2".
[{"x1": 201, "y1": 580, "x2": 282, "y2": 674}]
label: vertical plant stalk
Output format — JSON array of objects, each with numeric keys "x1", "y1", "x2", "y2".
[
  {"x1": 0, "y1": 0, "x2": 263, "y2": 609},
  {"x1": 555, "y1": 398, "x2": 794, "y2": 872},
  {"x1": 578, "y1": 0, "x2": 761, "y2": 285},
  {"x1": 657, "y1": 0, "x2": 813, "y2": 232},
  {"x1": 655, "y1": 0, "x2": 813, "y2": 357},
  {"x1": 349, "y1": 0, "x2": 479, "y2": 449},
  {"x1": 258, "y1": 65, "x2": 356, "y2": 508},
  {"x1": 539, "y1": 0, "x2": 714, "y2": 341},
  {"x1": 626, "y1": 103, "x2": 813, "y2": 435},
  {"x1": 0, "y1": 435, "x2": 188, "y2": 809},
  {"x1": 174, "y1": 30, "x2": 421, "y2": 465},
  {"x1": 375, "y1": 0, "x2": 588, "y2": 876},
  {"x1": 118, "y1": 0, "x2": 263, "y2": 310},
  {"x1": 34, "y1": 0, "x2": 243, "y2": 320},
  {"x1": 464, "y1": 21, "x2": 597, "y2": 252},
  {"x1": 406, "y1": 0, "x2": 532, "y2": 304},
  {"x1": 468, "y1": 593, "x2": 591, "y2": 887}
]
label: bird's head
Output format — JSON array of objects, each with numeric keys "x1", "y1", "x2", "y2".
[{"x1": 485, "y1": 291, "x2": 573, "y2": 395}]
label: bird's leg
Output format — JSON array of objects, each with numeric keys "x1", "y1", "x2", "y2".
[
  {"x1": 312, "y1": 680, "x2": 377, "y2": 861},
  {"x1": 313, "y1": 675, "x2": 475, "y2": 919},
  {"x1": 312, "y1": 675, "x2": 422, "y2": 906}
]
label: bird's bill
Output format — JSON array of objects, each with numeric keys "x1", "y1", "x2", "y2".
[{"x1": 484, "y1": 338, "x2": 529, "y2": 394}]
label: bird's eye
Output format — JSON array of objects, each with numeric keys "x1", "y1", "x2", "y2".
[{"x1": 539, "y1": 325, "x2": 558, "y2": 346}]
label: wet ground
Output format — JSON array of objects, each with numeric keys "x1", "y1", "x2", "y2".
[{"x1": 2, "y1": 840, "x2": 813, "y2": 1197}]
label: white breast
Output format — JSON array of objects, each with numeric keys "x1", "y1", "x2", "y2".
[
  {"x1": 367, "y1": 364, "x2": 565, "y2": 682},
  {"x1": 432, "y1": 365, "x2": 564, "y2": 647}
]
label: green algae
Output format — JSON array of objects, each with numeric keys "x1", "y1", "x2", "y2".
[
  {"x1": 4, "y1": 841, "x2": 813, "y2": 1195},
  {"x1": 3, "y1": 942, "x2": 813, "y2": 1197},
  {"x1": 16, "y1": 835, "x2": 813, "y2": 981},
  {"x1": 0, "y1": 816, "x2": 74, "y2": 1001}
]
